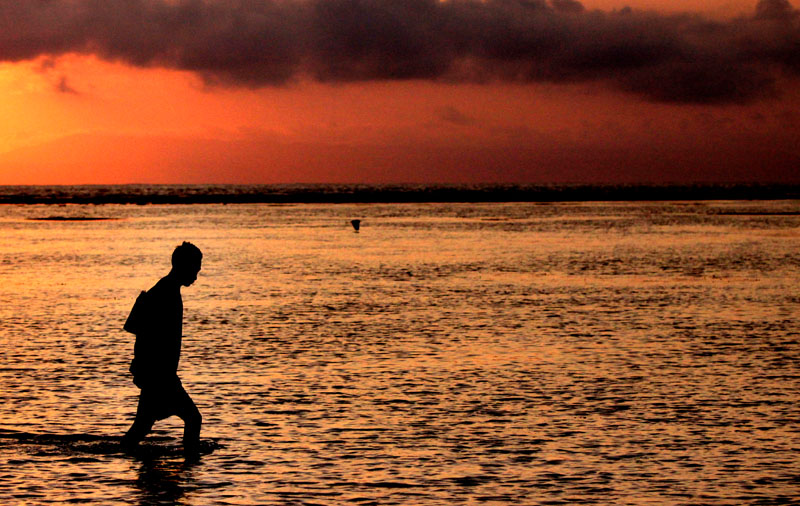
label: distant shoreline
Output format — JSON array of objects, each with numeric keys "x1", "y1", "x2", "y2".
[{"x1": 0, "y1": 184, "x2": 798, "y2": 205}]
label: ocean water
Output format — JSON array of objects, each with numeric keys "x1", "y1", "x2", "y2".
[{"x1": 0, "y1": 199, "x2": 798, "y2": 505}]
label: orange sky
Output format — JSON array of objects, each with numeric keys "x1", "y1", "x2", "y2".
[{"x1": 1, "y1": 0, "x2": 798, "y2": 184}]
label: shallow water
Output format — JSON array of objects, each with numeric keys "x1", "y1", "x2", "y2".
[{"x1": 0, "y1": 200, "x2": 798, "y2": 505}]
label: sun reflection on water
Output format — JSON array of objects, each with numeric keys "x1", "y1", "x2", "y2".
[{"x1": 0, "y1": 201, "x2": 798, "y2": 504}]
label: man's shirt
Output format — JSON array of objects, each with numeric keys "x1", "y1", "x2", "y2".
[{"x1": 132, "y1": 277, "x2": 183, "y2": 384}]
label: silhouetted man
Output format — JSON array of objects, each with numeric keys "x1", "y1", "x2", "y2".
[{"x1": 121, "y1": 242, "x2": 203, "y2": 455}]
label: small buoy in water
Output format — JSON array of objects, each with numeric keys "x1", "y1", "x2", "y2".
[{"x1": 351, "y1": 219, "x2": 361, "y2": 232}]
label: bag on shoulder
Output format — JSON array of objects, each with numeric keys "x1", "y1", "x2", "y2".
[
  {"x1": 123, "y1": 291, "x2": 150, "y2": 335},
  {"x1": 124, "y1": 291, "x2": 151, "y2": 388}
]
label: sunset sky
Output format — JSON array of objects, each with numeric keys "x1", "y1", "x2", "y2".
[{"x1": 1, "y1": 0, "x2": 798, "y2": 185}]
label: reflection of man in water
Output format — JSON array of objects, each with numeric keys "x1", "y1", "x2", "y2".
[{"x1": 121, "y1": 242, "x2": 203, "y2": 455}]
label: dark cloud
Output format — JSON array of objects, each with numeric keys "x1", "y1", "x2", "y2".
[
  {"x1": 56, "y1": 75, "x2": 79, "y2": 94},
  {"x1": 1, "y1": 0, "x2": 799, "y2": 103},
  {"x1": 551, "y1": 0, "x2": 585, "y2": 13},
  {"x1": 438, "y1": 106, "x2": 476, "y2": 126}
]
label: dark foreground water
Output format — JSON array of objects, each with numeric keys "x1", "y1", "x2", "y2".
[{"x1": 0, "y1": 200, "x2": 798, "y2": 505}]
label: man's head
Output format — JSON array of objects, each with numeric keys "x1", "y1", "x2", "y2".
[{"x1": 171, "y1": 242, "x2": 202, "y2": 286}]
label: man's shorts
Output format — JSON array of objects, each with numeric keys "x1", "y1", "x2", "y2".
[{"x1": 136, "y1": 376, "x2": 196, "y2": 422}]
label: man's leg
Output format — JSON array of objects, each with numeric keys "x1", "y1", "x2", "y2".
[
  {"x1": 121, "y1": 393, "x2": 155, "y2": 449},
  {"x1": 173, "y1": 383, "x2": 202, "y2": 452}
]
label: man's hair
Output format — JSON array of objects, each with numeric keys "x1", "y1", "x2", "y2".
[{"x1": 172, "y1": 241, "x2": 202, "y2": 268}]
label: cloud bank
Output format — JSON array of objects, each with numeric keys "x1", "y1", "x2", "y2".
[{"x1": 1, "y1": 0, "x2": 799, "y2": 103}]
